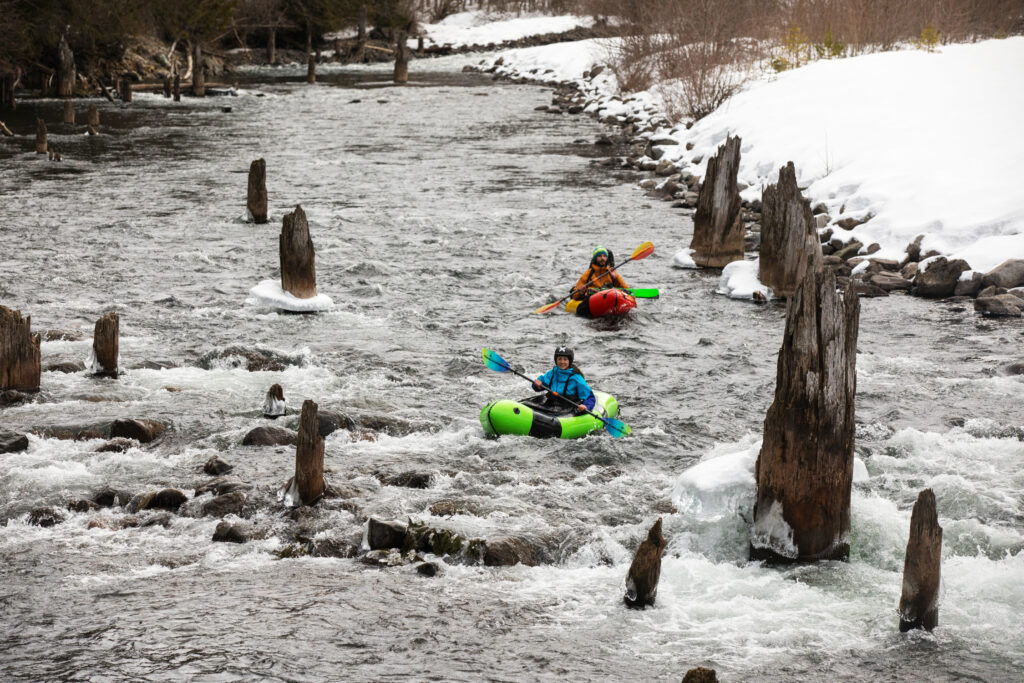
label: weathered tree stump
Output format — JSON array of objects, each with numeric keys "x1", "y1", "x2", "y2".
[
  {"x1": 394, "y1": 31, "x2": 409, "y2": 84},
  {"x1": 263, "y1": 383, "x2": 286, "y2": 418},
  {"x1": 35, "y1": 118, "x2": 46, "y2": 154},
  {"x1": 898, "y1": 489, "x2": 942, "y2": 632},
  {"x1": 0, "y1": 306, "x2": 41, "y2": 391},
  {"x1": 624, "y1": 518, "x2": 666, "y2": 608},
  {"x1": 57, "y1": 35, "x2": 75, "y2": 98},
  {"x1": 751, "y1": 266, "x2": 860, "y2": 562},
  {"x1": 87, "y1": 103, "x2": 99, "y2": 127},
  {"x1": 689, "y1": 135, "x2": 744, "y2": 267},
  {"x1": 173, "y1": 74, "x2": 181, "y2": 102},
  {"x1": 63, "y1": 99, "x2": 75, "y2": 124},
  {"x1": 280, "y1": 205, "x2": 317, "y2": 299},
  {"x1": 90, "y1": 312, "x2": 119, "y2": 377},
  {"x1": 267, "y1": 27, "x2": 277, "y2": 65},
  {"x1": 306, "y1": 29, "x2": 316, "y2": 84},
  {"x1": 295, "y1": 399, "x2": 325, "y2": 505},
  {"x1": 192, "y1": 43, "x2": 205, "y2": 97},
  {"x1": 1, "y1": 72, "x2": 15, "y2": 109},
  {"x1": 119, "y1": 76, "x2": 132, "y2": 103},
  {"x1": 163, "y1": 76, "x2": 171, "y2": 98},
  {"x1": 759, "y1": 162, "x2": 823, "y2": 297},
  {"x1": 247, "y1": 158, "x2": 268, "y2": 224}
]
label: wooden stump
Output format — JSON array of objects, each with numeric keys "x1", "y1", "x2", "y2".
[
  {"x1": 247, "y1": 158, "x2": 268, "y2": 224},
  {"x1": 90, "y1": 312, "x2": 119, "y2": 377},
  {"x1": 87, "y1": 103, "x2": 99, "y2": 127},
  {"x1": 759, "y1": 162, "x2": 823, "y2": 297},
  {"x1": 306, "y1": 54, "x2": 316, "y2": 84},
  {"x1": 267, "y1": 27, "x2": 277, "y2": 65},
  {"x1": 57, "y1": 36, "x2": 75, "y2": 98},
  {"x1": 35, "y1": 118, "x2": 46, "y2": 154},
  {"x1": 119, "y1": 76, "x2": 132, "y2": 103},
  {"x1": 280, "y1": 205, "x2": 317, "y2": 299},
  {"x1": 163, "y1": 76, "x2": 171, "y2": 98},
  {"x1": 63, "y1": 100, "x2": 75, "y2": 124},
  {"x1": 751, "y1": 267, "x2": 860, "y2": 562},
  {"x1": 173, "y1": 74, "x2": 181, "y2": 102},
  {"x1": 689, "y1": 135, "x2": 743, "y2": 267},
  {"x1": 192, "y1": 43, "x2": 205, "y2": 97},
  {"x1": 0, "y1": 306, "x2": 41, "y2": 392},
  {"x1": 1, "y1": 73, "x2": 14, "y2": 109},
  {"x1": 394, "y1": 31, "x2": 409, "y2": 84},
  {"x1": 624, "y1": 518, "x2": 666, "y2": 608},
  {"x1": 295, "y1": 399, "x2": 325, "y2": 505},
  {"x1": 682, "y1": 668, "x2": 718, "y2": 683},
  {"x1": 898, "y1": 489, "x2": 942, "y2": 632}
]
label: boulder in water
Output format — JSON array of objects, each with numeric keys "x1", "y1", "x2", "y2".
[
  {"x1": 130, "y1": 488, "x2": 187, "y2": 513},
  {"x1": 43, "y1": 360, "x2": 85, "y2": 373},
  {"x1": 974, "y1": 294, "x2": 1022, "y2": 317},
  {"x1": 110, "y1": 418, "x2": 166, "y2": 444},
  {"x1": 29, "y1": 506, "x2": 65, "y2": 527},
  {"x1": 203, "y1": 455, "x2": 233, "y2": 475},
  {"x1": 201, "y1": 491, "x2": 247, "y2": 518},
  {"x1": 94, "y1": 437, "x2": 138, "y2": 453},
  {"x1": 380, "y1": 471, "x2": 433, "y2": 489},
  {"x1": 981, "y1": 259, "x2": 1024, "y2": 290},
  {"x1": 483, "y1": 536, "x2": 538, "y2": 567},
  {"x1": 368, "y1": 518, "x2": 408, "y2": 550},
  {"x1": 92, "y1": 486, "x2": 132, "y2": 507},
  {"x1": 242, "y1": 425, "x2": 297, "y2": 446},
  {"x1": 212, "y1": 521, "x2": 248, "y2": 543},
  {"x1": 0, "y1": 429, "x2": 29, "y2": 453},
  {"x1": 913, "y1": 257, "x2": 970, "y2": 298}
]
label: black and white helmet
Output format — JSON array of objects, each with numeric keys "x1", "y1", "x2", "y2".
[{"x1": 554, "y1": 346, "x2": 574, "y2": 364}]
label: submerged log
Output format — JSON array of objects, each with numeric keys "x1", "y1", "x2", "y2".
[
  {"x1": 263, "y1": 383, "x2": 286, "y2": 418},
  {"x1": 898, "y1": 489, "x2": 942, "y2": 632},
  {"x1": 90, "y1": 312, "x2": 119, "y2": 377},
  {"x1": 394, "y1": 30, "x2": 409, "y2": 84},
  {"x1": 280, "y1": 205, "x2": 317, "y2": 298},
  {"x1": 57, "y1": 35, "x2": 75, "y2": 98},
  {"x1": 751, "y1": 266, "x2": 860, "y2": 562},
  {"x1": 63, "y1": 99, "x2": 75, "y2": 124},
  {"x1": 247, "y1": 158, "x2": 268, "y2": 224},
  {"x1": 35, "y1": 118, "x2": 46, "y2": 154},
  {"x1": 624, "y1": 518, "x2": 666, "y2": 608},
  {"x1": 295, "y1": 399, "x2": 325, "y2": 505},
  {"x1": 689, "y1": 135, "x2": 744, "y2": 267},
  {"x1": 759, "y1": 162, "x2": 823, "y2": 297},
  {"x1": 0, "y1": 120, "x2": 13, "y2": 137},
  {"x1": 0, "y1": 306, "x2": 41, "y2": 391}
]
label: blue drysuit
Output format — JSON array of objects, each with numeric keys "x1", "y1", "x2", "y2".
[{"x1": 534, "y1": 366, "x2": 597, "y2": 411}]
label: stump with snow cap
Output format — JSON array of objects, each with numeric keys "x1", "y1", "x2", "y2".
[
  {"x1": 751, "y1": 265, "x2": 859, "y2": 562},
  {"x1": 0, "y1": 306, "x2": 41, "y2": 392},
  {"x1": 689, "y1": 135, "x2": 743, "y2": 267},
  {"x1": 624, "y1": 518, "x2": 666, "y2": 608},
  {"x1": 247, "y1": 158, "x2": 268, "y2": 224},
  {"x1": 89, "y1": 312, "x2": 119, "y2": 377},
  {"x1": 280, "y1": 205, "x2": 317, "y2": 299},
  {"x1": 899, "y1": 489, "x2": 942, "y2": 631},
  {"x1": 759, "y1": 162, "x2": 823, "y2": 297}
]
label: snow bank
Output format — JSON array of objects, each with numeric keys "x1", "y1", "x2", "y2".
[
  {"x1": 248, "y1": 280, "x2": 333, "y2": 312},
  {"x1": 419, "y1": 10, "x2": 592, "y2": 49},
  {"x1": 717, "y1": 259, "x2": 773, "y2": 301},
  {"x1": 477, "y1": 36, "x2": 1024, "y2": 274}
]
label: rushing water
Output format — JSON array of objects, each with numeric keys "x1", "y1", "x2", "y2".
[{"x1": 2, "y1": 58, "x2": 1023, "y2": 681}]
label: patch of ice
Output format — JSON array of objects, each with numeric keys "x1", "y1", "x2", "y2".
[
  {"x1": 248, "y1": 279, "x2": 333, "y2": 312},
  {"x1": 853, "y1": 457, "x2": 869, "y2": 483},
  {"x1": 749, "y1": 499, "x2": 798, "y2": 560}
]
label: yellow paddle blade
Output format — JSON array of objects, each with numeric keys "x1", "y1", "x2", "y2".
[
  {"x1": 630, "y1": 241, "x2": 655, "y2": 260},
  {"x1": 533, "y1": 300, "x2": 563, "y2": 314}
]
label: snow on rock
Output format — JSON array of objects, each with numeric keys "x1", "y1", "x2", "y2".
[
  {"x1": 672, "y1": 248, "x2": 698, "y2": 269},
  {"x1": 418, "y1": 11, "x2": 593, "y2": 49},
  {"x1": 248, "y1": 280, "x2": 333, "y2": 312},
  {"x1": 672, "y1": 436, "x2": 759, "y2": 517},
  {"x1": 717, "y1": 259, "x2": 773, "y2": 301}
]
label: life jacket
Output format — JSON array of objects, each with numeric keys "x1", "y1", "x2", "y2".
[
  {"x1": 536, "y1": 365, "x2": 596, "y2": 411},
  {"x1": 573, "y1": 258, "x2": 628, "y2": 299}
]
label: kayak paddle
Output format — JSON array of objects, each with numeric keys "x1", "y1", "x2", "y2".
[
  {"x1": 534, "y1": 241, "x2": 655, "y2": 314},
  {"x1": 481, "y1": 348, "x2": 631, "y2": 438}
]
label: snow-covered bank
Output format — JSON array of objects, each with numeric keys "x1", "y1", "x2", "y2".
[
  {"x1": 418, "y1": 10, "x2": 594, "y2": 49},
  {"x1": 473, "y1": 36, "x2": 1024, "y2": 274}
]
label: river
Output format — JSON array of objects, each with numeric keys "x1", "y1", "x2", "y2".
[{"x1": 1, "y1": 57, "x2": 1023, "y2": 681}]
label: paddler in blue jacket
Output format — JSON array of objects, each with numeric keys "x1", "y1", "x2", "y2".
[{"x1": 532, "y1": 346, "x2": 596, "y2": 413}]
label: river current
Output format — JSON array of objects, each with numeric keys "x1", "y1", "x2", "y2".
[{"x1": 1, "y1": 57, "x2": 1023, "y2": 681}]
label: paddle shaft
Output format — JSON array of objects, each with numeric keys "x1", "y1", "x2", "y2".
[
  {"x1": 503, "y1": 365, "x2": 609, "y2": 420},
  {"x1": 571, "y1": 254, "x2": 643, "y2": 298}
]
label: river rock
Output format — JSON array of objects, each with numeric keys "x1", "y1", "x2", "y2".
[
  {"x1": 286, "y1": 409, "x2": 355, "y2": 437},
  {"x1": 484, "y1": 536, "x2": 538, "y2": 567},
  {"x1": 66, "y1": 499, "x2": 99, "y2": 513},
  {"x1": 212, "y1": 521, "x2": 248, "y2": 543},
  {"x1": 42, "y1": 329, "x2": 86, "y2": 342},
  {"x1": 201, "y1": 491, "x2": 247, "y2": 518},
  {"x1": 92, "y1": 486, "x2": 132, "y2": 507},
  {"x1": 901, "y1": 262, "x2": 919, "y2": 280},
  {"x1": 122, "y1": 512, "x2": 173, "y2": 529},
  {"x1": 94, "y1": 437, "x2": 138, "y2": 453},
  {"x1": 242, "y1": 425, "x2": 297, "y2": 446},
  {"x1": 913, "y1": 257, "x2": 970, "y2": 298},
  {"x1": 833, "y1": 241, "x2": 863, "y2": 261},
  {"x1": 954, "y1": 272, "x2": 984, "y2": 297},
  {"x1": 381, "y1": 471, "x2": 433, "y2": 489},
  {"x1": 309, "y1": 536, "x2": 360, "y2": 559},
  {"x1": 683, "y1": 668, "x2": 719, "y2": 683},
  {"x1": 203, "y1": 455, "x2": 233, "y2": 475},
  {"x1": 130, "y1": 488, "x2": 187, "y2": 513},
  {"x1": 429, "y1": 500, "x2": 461, "y2": 516},
  {"x1": 974, "y1": 294, "x2": 1023, "y2": 317},
  {"x1": 850, "y1": 280, "x2": 889, "y2": 297},
  {"x1": 29, "y1": 507, "x2": 66, "y2": 527},
  {"x1": 977, "y1": 285, "x2": 1005, "y2": 298},
  {"x1": 868, "y1": 271, "x2": 912, "y2": 292},
  {"x1": 0, "y1": 429, "x2": 29, "y2": 453},
  {"x1": 0, "y1": 389, "x2": 31, "y2": 407},
  {"x1": 197, "y1": 346, "x2": 302, "y2": 372},
  {"x1": 194, "y1": 476, "x2": 250, "y2": 498},
  {"x1": 981, "y1": 259, "x2": 1024, "y2": 289},
  {"x1": 902, "y1": 234, "x2": 925, "y2": 265},
  {"x1": 110, "y1": 418, "x2": 166, "y2": 443},
  {"x1": 416, "y1": 561, "x2": 440, "y2": 577},
  {"x1": 368, "y1": 517, "x2": 408, "y2": 550},
  {"x1": 43, "y1": 360, "x2": 84, "y2": 373}
]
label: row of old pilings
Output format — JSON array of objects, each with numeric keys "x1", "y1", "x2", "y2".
[{"x1": 1, "y1": 308, "x2": 120, "y2": 397}]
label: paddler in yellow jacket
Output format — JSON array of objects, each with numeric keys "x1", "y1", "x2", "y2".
[{"x1": 571, "y1": 246, "x2": 628, "y2": 300}]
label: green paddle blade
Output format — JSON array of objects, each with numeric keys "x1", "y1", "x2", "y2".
[
  {"x1": 626, "y1": 288, "x2": 659, "y2": 299},
  {"x1": 481, "y1": 348, "x2": 511, "y2": 373},
  {"x1": 601, "y1": 417, "x2": 631, "y2": 438}
]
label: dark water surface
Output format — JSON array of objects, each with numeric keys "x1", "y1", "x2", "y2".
[{"x1": 2, "y1": 61, "x2": 1023, "y2": 681}]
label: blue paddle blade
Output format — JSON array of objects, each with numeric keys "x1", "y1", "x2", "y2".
[
  {"x1": 601, "y1": 417, "x2": 631, "y2": 438},
  {"x1": 481, "y1": 348, "x2": 511, "y2": 373}
]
